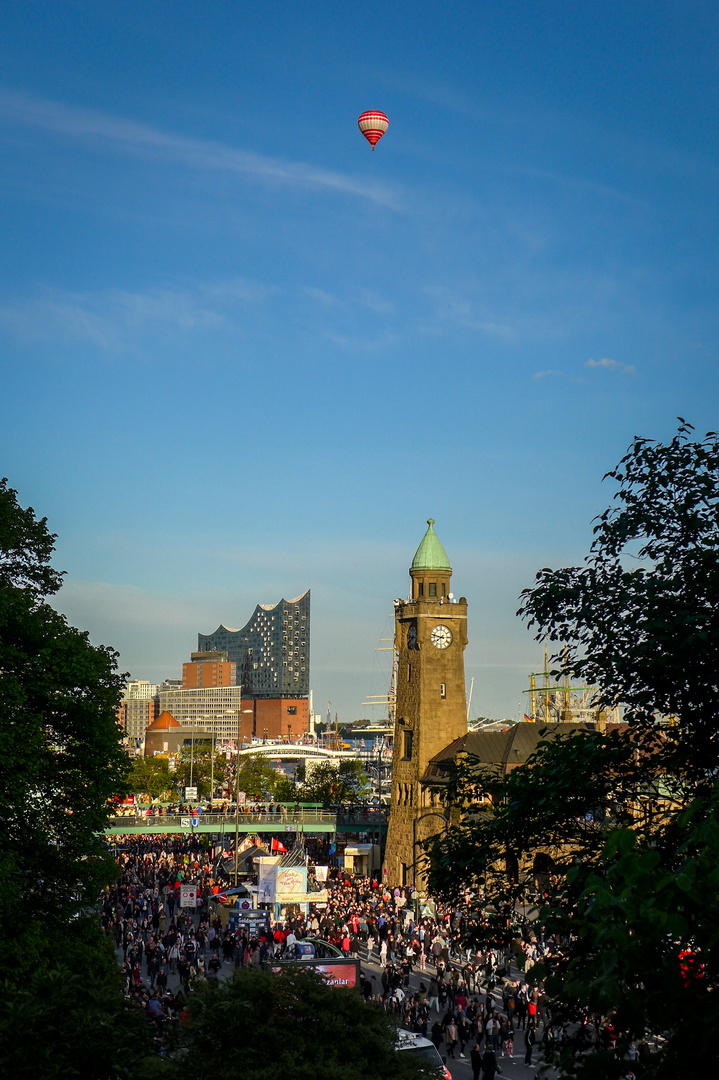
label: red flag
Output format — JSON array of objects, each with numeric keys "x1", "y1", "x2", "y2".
[
  {"x1": 271, "y1": 838, "x2": 287, "y2": 852},
  {"x1": 523, "y1": 714, "x2": 535, "y2": 723}
]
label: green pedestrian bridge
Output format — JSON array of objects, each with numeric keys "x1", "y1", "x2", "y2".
[{"x1": 106, "y1": 808, "x2": 388, "y2": 838}]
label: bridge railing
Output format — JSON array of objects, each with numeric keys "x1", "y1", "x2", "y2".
[{"x1": 107, "y1": 809, "x2": 389, "y2": 827}]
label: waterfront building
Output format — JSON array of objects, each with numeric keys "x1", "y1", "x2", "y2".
[{"x1": 198, "y1": 590, "x2": 310, "y2": 697}]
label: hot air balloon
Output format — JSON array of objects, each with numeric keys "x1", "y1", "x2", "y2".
[{"x1": 358, "y1": 110, "x2": 388, "y2": 151}]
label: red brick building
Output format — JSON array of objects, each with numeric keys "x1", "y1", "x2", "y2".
[{"x1": 182, "y1": 650, "x2": 236, "y2": 689}]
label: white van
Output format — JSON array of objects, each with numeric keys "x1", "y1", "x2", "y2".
[{"x1": 397, "y1": 1031, "x2": 452, "y2": 1079}]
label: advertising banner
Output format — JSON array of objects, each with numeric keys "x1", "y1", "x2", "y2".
[
  {"x1": 272, "y1": 957, "x2": 360, "y2": 989},
  {"x1": 257, "y1": 857, "x2": 281, "y2": 903},
  {"x1": 257, "y1": 861, "x2": 308, "y2": 904},
  {"x1": 275, "y1": 865, "x2": 307, "y2": 901}
]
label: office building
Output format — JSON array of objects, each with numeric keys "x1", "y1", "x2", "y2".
[{"x1": 119, "y1": 680, "x2": 160, "y2": 743}]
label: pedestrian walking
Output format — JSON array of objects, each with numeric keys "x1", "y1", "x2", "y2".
[
  {"x1": 504, "y1": 1016, "x2": 514, "y2": 1058},
  {"x1": 426, "y1": 975, "x2": 441, "y2": 1013},
  {"x1": 524, "y1": 1025, "x2": 536, "y2": 1066},
  {"x1": 481, "y1": 1046, "x2": 502, "y2": 1079},
  {"x1": 445, "y1": 1019, "x2": 459, "y2": 1059}
]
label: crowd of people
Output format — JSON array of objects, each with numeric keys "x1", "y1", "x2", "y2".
[{"x1": 102, "y1": 834, "x2": 644, "y2": 1077}]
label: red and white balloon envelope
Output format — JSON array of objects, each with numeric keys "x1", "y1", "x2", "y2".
[{"x1": 358, "y1": 110, "x2": 389, "y2": 150}]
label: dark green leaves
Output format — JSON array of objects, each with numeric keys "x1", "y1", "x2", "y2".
[
  {"x1": 518, "y1": 422, "x2": 719, "y2": 777},
  {"x1": 430, "y1": 423, "x2": 719, "y2": 1077},
  {"x1": 0, "y1": 482, "x2": 128, "y2": 975},
  {"x1": 169, "y1": 967, "x2": 432, "y2": 1080}
]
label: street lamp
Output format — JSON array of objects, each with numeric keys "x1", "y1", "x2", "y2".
[
  {"x1": 183, "y1": 717, "x2": 195, "y2": 795},
  {"x1": 227, "y1": 701, "x2": 253, "y2": 884},
  {"x1": 201, "y1": 714, "x2": 216, "y2": 807}
]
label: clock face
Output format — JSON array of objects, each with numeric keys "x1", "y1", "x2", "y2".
[
  {"x1": 407, "y1": 623, "x2": 417, "y2": 649},
  {"x1": 431, "y1": 624, "x2": 452, "y2": 649}
]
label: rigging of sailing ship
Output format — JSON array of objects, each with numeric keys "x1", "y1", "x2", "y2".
[
  {"x1": 522, "y1": 644, "x2": 621, "y2": 726},
  {"x1": 359, "y1": 628, "x2": 397, "y2": 801}
]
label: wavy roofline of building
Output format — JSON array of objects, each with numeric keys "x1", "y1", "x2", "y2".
[{"x1": 200, "y1": 589, "x2": 310, "y2": 637}]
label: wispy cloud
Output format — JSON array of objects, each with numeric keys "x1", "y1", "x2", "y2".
[
  {"x1": 586, "y1": 358, "x2": 636, "y2": 374},
  {"x1": 0, "y1": 275, "x2": 402, "y2": 354},
  {"x1": 301, "y1": 285, "x2": 396, "y2": 321},
  {"x1": 506, "y1": 165, "x2": 645, "y2": 208},
  {"x1": 357, "y1": 289, "x2": 395, "y2": 316},
  {"x1": 303, "y1": 287, "x2": 339, "y2": 308},
  {"x1": 0, "y1": 87, "x2": 403, "y2": 209},
  {"x1": 0, "y1": 278, "x2": 276, "y2": 348},
  {"x1": 420, "y1": 286, "x2": 517, "y2": 340},
  {"x1": 370, "y1": 69, "x2": 476, "y2": 116},
  {"x1": 533, "y1": 369, "x2": 563, "y2": 380}
]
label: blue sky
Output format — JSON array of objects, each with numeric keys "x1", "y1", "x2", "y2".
[{"x1": 1, "y1": 1, "x2": 717, "y2": 722}]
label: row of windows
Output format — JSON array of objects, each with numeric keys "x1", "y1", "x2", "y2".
[{"x1": 417, "y1": 582, "x2": 446, "y2": 597}]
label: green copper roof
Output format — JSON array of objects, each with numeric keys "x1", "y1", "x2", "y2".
[{"x1": 411, "y1": 518, "x2": 451, "y2": 571}]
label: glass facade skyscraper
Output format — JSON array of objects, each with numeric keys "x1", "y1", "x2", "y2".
[{"x1": 198, "y1": 590, "x2": 309, "y2": 697}]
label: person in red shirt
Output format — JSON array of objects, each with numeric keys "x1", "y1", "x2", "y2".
[{"x1": 273, "y1": 926, "x2": 286, "y2": 956}]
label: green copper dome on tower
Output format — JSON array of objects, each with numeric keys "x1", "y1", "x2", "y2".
[{"x1": 411, "y1": 518, "x2": 451, "y2": 571}]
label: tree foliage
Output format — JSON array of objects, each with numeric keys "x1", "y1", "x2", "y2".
[
  {"x1": 0, "y1": 479, "x2": 150, "y2": 1071},
  {"x1": 428, "y1": 727, "x2": 648, "y2": 904},
  {"x1": 0, "y1": 928, "x2": 153, "y2": 1079},
  {"x1": 0, "y1": 479, "x2": 130, "y2": 972},
  {"x1": 301, "y1": 759, "x2": 369, "y2": 804},
  {"x1": 273, "y1": 773, "x2": 299, "y2": 801},
  {"x1": 518, "y1": 420, "x2": 719, "y2": 778},
  {"x1": 126, "y1": 755, "x2": 175, "y2": 798},
  {"x1": 173, "y1": 746, "x2": 227, "y2": 800},
  {"x1": 234, "y1": 752, "x2": 287, "y2": 799},
  {"x1": 427, "y1": 424, "x2": 719, "y2": 1078},
  {"x1": 166, "y1": 966, "x2": 430, "y2": 1080}
]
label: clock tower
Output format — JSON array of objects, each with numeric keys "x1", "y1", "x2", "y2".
[{"x1": 383, "y1": 519, "x2": 468, "y2": 886}]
